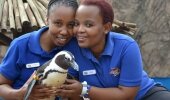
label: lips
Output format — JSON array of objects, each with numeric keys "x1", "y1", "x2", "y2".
[
  {"x1": 56, "y1": 35, "x2": 68, "y2": 45},
  {"x1": 57, "y1": 37, "x2": 67, "y2": 42},
  {"x1": 76, "y1": 35, "x2": 87, "y2": 42},
  {"x1": 77, "y1": 37, "x2": 85, "y2": 41}
]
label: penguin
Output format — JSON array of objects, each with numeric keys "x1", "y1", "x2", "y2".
[{"x1": 24, "y1": 50, "x2": 79, "y2": 100}]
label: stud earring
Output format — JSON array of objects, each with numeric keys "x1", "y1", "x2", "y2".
[{"x1": 105, "y1": 31, "x2": 108, "y2": 34}]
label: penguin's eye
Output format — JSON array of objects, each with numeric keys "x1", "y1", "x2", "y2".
[{"x1": 64, "y1": 57, "x2": 69, "y2": 61}]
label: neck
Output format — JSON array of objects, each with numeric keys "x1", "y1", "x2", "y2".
[
  {"x1": 40, "y1": 30, "x2": 56, "y2": 52},
  {"x1": 91, "y1": 38, "x2": 106, "y2": 59}
]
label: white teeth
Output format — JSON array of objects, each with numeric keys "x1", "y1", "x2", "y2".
[
  {"x1": 78, "y1": 37, "x2": 86, "y2": 40},
  {"x1": 78, "y1": 37, "x2": 84, "y2": 39},
  {"x1": 60, "y1": 38, "x2": 66, "y2": 41},
  {"x1": 57, "y1": 36, "x2": 66, "y2": 39},
  {"x1": 78, "y1": 36, "x2": 85, "y2": 39},
  {"x1": 58, "y1": 37, "x2": 66, "y2": 41}
]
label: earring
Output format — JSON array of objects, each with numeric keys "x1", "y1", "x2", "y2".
[{"x1": 105, "y1": 31, "x2": 108, "y2": 34}]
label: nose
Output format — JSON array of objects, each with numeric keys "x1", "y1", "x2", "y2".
[
  {"x1": 60, "y1": 26, "x2": 68, "y2": 35},
  {"x1": 77, "y1": 25, "x2": 85, "y2": 33}
]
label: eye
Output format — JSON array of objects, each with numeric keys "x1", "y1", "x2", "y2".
[
  {"x1": 67, "y1": 22, "x2": 75, "y2": 29},
  {"x1": 85, "y1": 22, "x2": 93, "y2": 27},
  {"x1": 55, "y1": 21, "x2": 62, "y2": 27},
  {"x1": 64, "y1": 57, "x2": 69, "y2": 61},
  {"x1": 74, "y1": 21, "x2": 79, "y2": 27}
]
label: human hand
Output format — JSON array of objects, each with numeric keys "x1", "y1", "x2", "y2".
[
  {"x1": 28, "y1": 84, "x2": 56, "y2": 100},
  {"x1": 56, "y1": 79, "x2": 83, "y2": 98},
  {"x1": 15, "y1": 71, "x2": 56, "y2": 100}
]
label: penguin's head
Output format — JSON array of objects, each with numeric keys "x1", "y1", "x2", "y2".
[{"x1": 53, "y1": 51, "x2": 79, "y2": 71}]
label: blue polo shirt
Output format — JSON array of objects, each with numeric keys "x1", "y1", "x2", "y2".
[
  {"x1": 69, "y1": 32, "x2": 155, "y2": 100},
  {"x1": 0, "y1": 27, "x2": 76, "y2": 90}
]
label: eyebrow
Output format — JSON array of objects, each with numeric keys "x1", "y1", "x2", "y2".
[{"x1": 53, "y1": 19, "x2": 62, "y2": 22}]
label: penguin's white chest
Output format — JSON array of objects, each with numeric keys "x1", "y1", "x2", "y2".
[{"x1": 41, "y1": 71, "x2": 67, "y2": 87}]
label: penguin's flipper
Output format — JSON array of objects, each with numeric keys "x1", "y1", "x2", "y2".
[
  {"x1": 37, "y1": 59, "x2": 52, "y2": 74},
  {"x1": 24, "y1": 79, "x2": 37, "y2": 100}
]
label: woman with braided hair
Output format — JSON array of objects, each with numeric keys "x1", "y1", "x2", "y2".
[{"x1": 0, "y1": 0, "x2": 79, "y2": 99}]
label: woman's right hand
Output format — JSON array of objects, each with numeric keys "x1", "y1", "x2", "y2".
[
  {"x1": 16, "y1": 72, "x2": 56, "y2": 100},
  {"x1": 27, "y1": 84, "x2": 56, "y2": 100}
]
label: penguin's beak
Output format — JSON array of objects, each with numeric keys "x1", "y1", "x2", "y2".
[{"x1": 70, "y1": 60, "x2": 79, "y2": 71}]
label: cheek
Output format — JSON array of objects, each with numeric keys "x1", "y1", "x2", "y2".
[
  {"x1": 73, "y1": 27, "x2": 78, "y2": 35},
  {"x1": 90, "y1": 27, "x2": 104, "y2": 40},
  {"x1": 88, "y1": 30, "x2": 105, "y2": 45},
  {"x1": 67, "y1": 29, "x2": 74, "y2": 36},
  {"x1": 50, "y1": 30, "x2": 58, "y2": 38},
  {"x1": 49, "y1": 25, "x2": 59, "y2": 34}
]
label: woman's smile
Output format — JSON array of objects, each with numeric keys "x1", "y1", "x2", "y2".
[
  {"x1": 77, "y1": 35, "x2": 87, "y2": 42},
  {"x1": 56, "y1": 35, "x2": 68, "y2": 45}
]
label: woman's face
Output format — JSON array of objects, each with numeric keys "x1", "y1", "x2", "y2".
[
  {"x1": 47, "y1": 6, "x2": 75, "y2": 46},
  {"x1": 74, "y1": 5, "x2": 106, "y2": 50}
]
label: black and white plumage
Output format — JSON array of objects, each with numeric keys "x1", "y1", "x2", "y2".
[{"x1": 24, "y1": 50, "x2": 79, "y2": 100}]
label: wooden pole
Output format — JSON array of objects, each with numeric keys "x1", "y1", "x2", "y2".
[
  {"x1": 33, "y1": 0, "x2": 46, "y2": 23},
  {"x1": 17, "y1": 0, "x2": 30, "y2": 27},
  {"x1": 112, "y1": 23, "x2": 137, "y2": 35},
  {"x1": 8, "y1": 0, "x2": 15, "y2": 32},
  {"x1": 37, "y1": 0, "x2": 47, "y2": 15},
  {"x1": 37, "y1": 0, "x2": 49, "y2": 8},
  {"x1": 24, "y1": 3, "x2": 38, "y2": 30},
  {"x1": 1, "y1": 1, "x2": 8, "y2": 33},
  {"x1": 27, "y1": 0, "x2": 45, "y2": 28},
  {"x1": 0, "y1": 0, "x2": 5, "y2": 24},
  {"x1": 0, "y1": 46, "x2": 8, "y2": 58},
  {"x1": 114, "y1": 19, "x2": 137, "y2": 28},
  {"x1": 12, "y1": 0, "x2": 22, "y2": 33}
]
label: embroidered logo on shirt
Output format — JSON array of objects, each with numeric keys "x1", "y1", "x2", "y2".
[
  {"x1": 26, "y1": 62, "x2": 40, "y2": 68},
  {"x1": 110, "y1": 67, "x2": 120, "y2": 76},
  {"x1": 83, "y1": 69, "x2": 96, "y2": 76}
]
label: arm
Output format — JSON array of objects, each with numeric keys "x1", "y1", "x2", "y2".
[
  {"x1": 87, "y1": 85, "x2": 139, "y2": 100},
  {"x1": 0, "y1": 74, "x2": 25, "y2": 100},
  {"x1": 58, "y1": 79, "x2": 139, "y2": 100},
  {"x1": 0, "y1": 73, "x2": 56, "y2": 100},
  {"x1": 0, "y1": 40, "x2": 26, "y2": 100}
]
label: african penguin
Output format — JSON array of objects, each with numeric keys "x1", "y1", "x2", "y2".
[{"x1": 24, "y1": 50, "x2": 79, "y2": 100}]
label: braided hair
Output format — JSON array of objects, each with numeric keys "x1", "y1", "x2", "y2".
[{"x1": 47, "y1": 0, "x2": 78, "y2": 16}]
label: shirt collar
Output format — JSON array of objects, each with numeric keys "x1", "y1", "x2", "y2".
[{"x1": 101, "y1": 32, "x2": 114, "y2": 56}]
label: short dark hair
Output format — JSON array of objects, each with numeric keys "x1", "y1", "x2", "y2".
[
  {"x1": 47, "y1": 0, "x2": 78, "y2": 16},
  {"x1": 81, "y1": 0, "x2": 114, "y2": 24}
]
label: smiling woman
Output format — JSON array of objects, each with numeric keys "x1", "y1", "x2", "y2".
[
  {"x1": 0, "y1": 0, "x2": 78, "y2": 100},
  {"x1": 54, "y1": 0, "x2": 170, "y2": 100}
]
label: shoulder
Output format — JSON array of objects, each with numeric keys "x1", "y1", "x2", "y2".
[
  {"x1": 109, "y1": 32, "x2": 135, "y2": 43},
  {"x1": 11, "y1": 27, "x2": 47, "y2": 48},
  {"x1": 10, "y1": 32, "x2": 34, "y2": 50},
  {"x1": 107, "y1": 32, "x2": 140, "y2": 53},
  {"x1": 108, "y1": 32, "x2": 138, "y2": 48}
]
